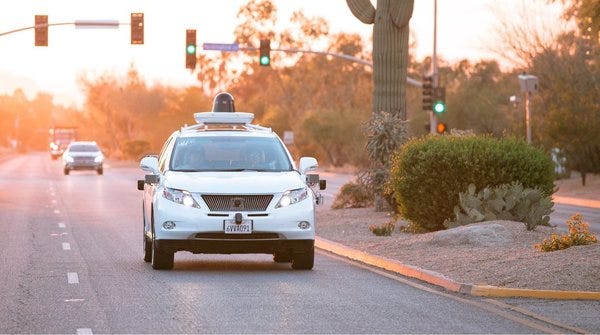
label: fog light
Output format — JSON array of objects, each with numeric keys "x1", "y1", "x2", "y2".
[
  {"x1": 298, "y1": 221, "x2": 310, "y2": 230},
  {"x1": 163, "y1": 221, "x2": 176, "y2": 230}
]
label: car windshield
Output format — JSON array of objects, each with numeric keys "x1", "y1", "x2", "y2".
[
  {"x1": 170, "y1": 136, "x2": 292, "y2": 172},
  {"x1": 69, "y1": 144, "x2": 100, "y2": 152}
]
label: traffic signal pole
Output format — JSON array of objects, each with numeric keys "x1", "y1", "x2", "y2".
[
  {"x1": 234, "y1": 45, "x2": 424, "y2": 87},
  {"x1": 430, "y1": 0, "x2": 439, "y2": 134}
]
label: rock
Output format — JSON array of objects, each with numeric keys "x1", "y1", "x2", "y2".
[{"x1": 429, "y1": 223, "x2": 512, "y2": 247}]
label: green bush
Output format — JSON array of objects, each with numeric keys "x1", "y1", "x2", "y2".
[
  {"x1": 444, "y1": 182, "x2": 553, "y2": 231},
  {"x1": 369, "y1": 221, "x2": 395, "y2": 236},
  {"x1": 389, "y1": 135, "x2": 555, "y2": 231},
  {"x1": 331, "y1": 182, "x2": 374, "y2": 209}
]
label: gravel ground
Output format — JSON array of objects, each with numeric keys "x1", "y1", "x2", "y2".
[{"x1": 316, "y1": 174, "x2": 600, "y2": 292}]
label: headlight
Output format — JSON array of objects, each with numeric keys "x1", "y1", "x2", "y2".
[
  {"x1": 163, "y1": 187, "x2": 200, "y2": 208},
  {"x1": 63, "y1": 155, "x2": 74, "y2": 163},
  {"x1": 276, "y1": 187, "x2": 309, "y2": 208},
  {"x1": 94, "y1": 155, "x2": 104, "y2": 163}
]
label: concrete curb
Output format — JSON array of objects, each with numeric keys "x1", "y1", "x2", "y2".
[
  {"x1": 315, "y1": 237, "x2": 600, "y2": 300},
  {"x1": 553, "y1": 195, "x2": 600, "y2": 209}
]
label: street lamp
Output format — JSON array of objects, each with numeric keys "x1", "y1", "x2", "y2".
[{"x1": 518, "y1": 74, "x2": 539, "y2": 144}]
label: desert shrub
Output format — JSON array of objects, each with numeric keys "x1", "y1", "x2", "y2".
[
  {"x1": 535, "y1": 213, "x2": 598, "y2": 252},
  {"x1": 331, "y1": 181, "x2": 374, "y2": 209},
  {"x1": 123, "y1": 140, "x2": 151, "y2": 160},
  {"x1": 444, "y1": 182, "x2": 553, "y2": 231},
  {"x1": 369, "y1": 221, "x2": 395, "y2": 236},
  {"x1": 389, "y1": 135, "x2": 555, "y2": 231}
]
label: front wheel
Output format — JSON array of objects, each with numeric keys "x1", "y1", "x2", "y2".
[
  {"x1": 143, "y1": 234, "x2": 152, "y2": 262},
  {"x1": 151, "y1": 239, "x2": 174, "y2": 270},
  {"x1": 291, "y1": 248, "x2": 314, "y2": 270},
  {"x1": 64, "y1": 168, "x2": 70, "y2": 175}
]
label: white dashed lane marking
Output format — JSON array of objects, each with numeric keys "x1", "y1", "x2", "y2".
[
  {"x1": 62, "y1": 242, "x2": 71, "y2": 250},
  {"x1": 77, "y1": 328, "x2": 93, "y2": 334},
  {"x1": 67, "y1": 272, "x2": 79, "y2": 284},
  {"x1": 58, "y1": 222, "x2": 66, "y2": 228}
]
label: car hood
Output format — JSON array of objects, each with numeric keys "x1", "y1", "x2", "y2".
[{"x1": 164, "y1": 171, "x2": 305, "y2": 194}]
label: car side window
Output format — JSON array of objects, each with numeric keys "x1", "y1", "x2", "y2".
[{"x1": 158, "y1": 136, "x2": 176, "y2": 172}]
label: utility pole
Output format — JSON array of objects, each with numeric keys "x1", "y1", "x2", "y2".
[{"x1": 518, "y1": 74, "x2": 539, "y2": 144}]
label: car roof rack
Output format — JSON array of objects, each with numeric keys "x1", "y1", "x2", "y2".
[{"x1": 181, "y1": 112, "x2": 271, "y2": 133}]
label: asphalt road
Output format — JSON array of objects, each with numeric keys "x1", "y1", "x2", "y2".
[{"x1": 0, "y1": 153, "x2": 598, "y2": 334}]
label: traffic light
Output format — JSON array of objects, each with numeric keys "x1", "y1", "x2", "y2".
[
  {"x1": 259, "y1": 39, "x2": 270, "y2": 66},
  {"x1": 34, "y1": 15, "x2": 48, "y2": 46},
  {"x1": 130, "y1": 13, "x2": 144, "y2": 45},
  {"x1": 433, "y1": 87, "x2": 446, "y2": 114},
  {"x1": 422, "y1": 75, "x2": 433, "y2": 111},
  {"x1": 185, "y1": 29, "x2": 197, "y2": 70},
  {"x1": 436, "y1": 122, "x2": 447, "y2": 134}
]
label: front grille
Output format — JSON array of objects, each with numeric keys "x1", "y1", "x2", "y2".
[
  {"x1": 73, "y1": 157, "x2": 95, "y2": 164},
  {"x1": 195, "y1": 232, "x2": 279, "y2": 240},
  {"x1": 201, "y1": 194, "x2": 273, "y2": 211}
]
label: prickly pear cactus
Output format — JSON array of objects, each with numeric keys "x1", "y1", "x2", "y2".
[
  {"x1": 444, "y1": 183, "x2": 554, "y2": 231},
  {"x1": 346, "y1": 0, "x2": 414, "y2": 120}
]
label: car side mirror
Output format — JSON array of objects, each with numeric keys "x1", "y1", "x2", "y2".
[
  {"x1": 319, "y1": 179, "x2": 326, "y2": 190},
  {"x1": 137, "y1": 180, "x2": 145, "y2": 191},
  {"x1": 140, "y1": 156, "x2": 159, "y2": 174},
  {"x1": 298, "y1": 157, "x2": 318, "y2": 175}
]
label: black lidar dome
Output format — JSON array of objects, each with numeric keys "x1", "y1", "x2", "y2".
[{"x1": 212, "y1": 92, "x2": 235, "y2": 113}]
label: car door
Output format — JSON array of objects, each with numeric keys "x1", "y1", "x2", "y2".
[{"x1": 143, "y1": 135, "x2": 176, "y2": 238}]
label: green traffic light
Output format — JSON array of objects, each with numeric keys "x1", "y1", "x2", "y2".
[
  {"x1": 186, "y1": 44, "x2": 196, "y2": 55},
  {"x1": 433, "y1": 101, "x2": 446, "y2": 114},
  {"x1": 259, "y1": 55, "x2": 270, "y2": 66}
]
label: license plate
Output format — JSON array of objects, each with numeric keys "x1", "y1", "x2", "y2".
[{"x1": 223, "y1": 220, "x2": 252, "y2": 234}]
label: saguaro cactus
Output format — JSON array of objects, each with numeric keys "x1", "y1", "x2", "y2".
[{"x1": 347, "y1": 0, "x2": 414, "y2": 120}]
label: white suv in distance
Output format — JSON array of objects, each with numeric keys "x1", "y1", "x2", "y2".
[
  {"x1": 137, "y1": 96, "x2": 325, "y2": 270},
  {"x1": 62, "y1": 141, "x2": 104, "y2": 175}
]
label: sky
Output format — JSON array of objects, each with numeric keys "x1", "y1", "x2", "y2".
[{"x1": 0, "y1": 0, "x2": 566, "y2": 108}]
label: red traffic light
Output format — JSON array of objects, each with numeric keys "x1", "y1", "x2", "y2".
[
  {"x1": 130, "y1": 13, "x2": 144, "y2": 45},
  {"x1": 35, "y1": 15, "x2": 48, "y2": 46},
  {"x1": 436, "y1": 122, "x2": 447, "y2": 134}
]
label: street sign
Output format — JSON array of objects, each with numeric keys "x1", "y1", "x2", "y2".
[{"x1": 203, "y1": 43, "x2": 239, "y2": 52}]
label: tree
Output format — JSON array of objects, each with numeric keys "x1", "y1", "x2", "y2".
[{"x1": 532, "y1": 32, "x2": 600, "y2": 185}]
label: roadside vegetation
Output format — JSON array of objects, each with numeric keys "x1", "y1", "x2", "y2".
[{"x1": 0, "y1": 0, "x2": 597, "y2": 212}]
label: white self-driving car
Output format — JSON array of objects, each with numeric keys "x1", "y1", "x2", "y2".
[{"x1": 138, "y1": 93, "x2": 325, "y2": 270}]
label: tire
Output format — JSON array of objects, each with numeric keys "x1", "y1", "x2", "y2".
[
  {"x1": 151, "y1": 238, "x2": 174, "y2": 270},
  {"x1": 97, "y1": 167, "x2": 103, "y2": 175},
  {"x1": 291, "y1": 248, "x2": 314, "y2": 270},
  {"x1": 143, "y1": 234, "x2": 152, "y2": 263},
  {"x1": 273, "y1": 252, "x2": 291, "y2": 263},
  {"x1": 64, "y1": 168, "x2": 70, "y2": 175}
]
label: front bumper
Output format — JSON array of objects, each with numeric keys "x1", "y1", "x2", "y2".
[
  {"x1": 156, "y1": 238, "x2": 314, "y2": 255},
  {"x1": 152, "y1": 194, "x2": 316, "y2": 255},
  {"x1": 65, "y1": 161, "x2": 102, "y2": 170}
]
